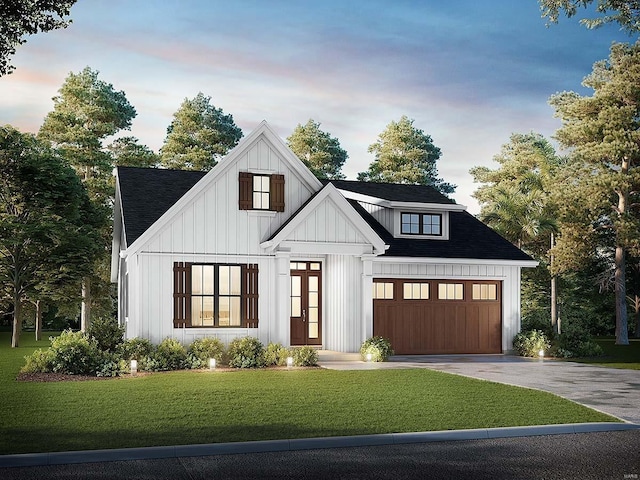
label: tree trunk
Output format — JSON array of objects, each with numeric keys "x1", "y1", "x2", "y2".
[
  {"x1": 11, "y1": 293, "x2": 21, "y2": 348},
  {"x1": 633, "y1": 295, "x2": 640, "y2": 339},
  {"x1": 550, "y1": 232, "x2": 559, "y2": 335},
  {"x1": 35, "y1": 300, "x2": 43, "y2": 342},
  {"x1": 614, "y1": 244, "x2": 629, "y2": 345},
  {"x1": 81, "y1": 277, "x2": 91, "y2": 333}
]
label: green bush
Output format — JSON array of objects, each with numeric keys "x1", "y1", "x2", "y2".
[
  {"x1": 96, "y1": 353, "x2": 128, "y2": 377},
  {"x1": 292, "y1": 346, "x2": 318, "y2": 367},
  {"x1": 520, "y1": 310, "x2": 555, "y2": 339},
  {"x1": 49, "y1": 330, "x2": 102, "y2": 375},
  {"x1": 227, "y1": 337, "x2": 265, "y2": 368},
  {"x1": 86, "y1": 316, "x2": 125, "y2": 352},
  {"x1": 186, "y1": 337, "x2": 226, "y2": 369},
  {"x1": 148, "y1": 338, "x2": 187, "y2": 371},
  {"x1": 264, "y1": 342, "x2": 291, "y2": 366},
  {"x1": 118, "y1": 337, "x2": 154, "y2": 361},
  {"x1": 557, "y1": 323, "x2": 604, "y2": 358},
  {"x1": 21, "y1": 348, "x2": 55, "y2": 373},
  {"x1": 360, "y1": 336, "x2": 394, "y2": 362},
  {"x1": 513, "y1": 330, "x2": 551, "y2": 357}
]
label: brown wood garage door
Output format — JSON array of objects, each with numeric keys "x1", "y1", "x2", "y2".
[{"x1": 373, "y1": 279, "x2": 502, "y2": 355}]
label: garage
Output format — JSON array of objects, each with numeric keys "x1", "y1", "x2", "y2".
[{"x1": 373, "y1": 279, "x2": 502, "y2": 355}]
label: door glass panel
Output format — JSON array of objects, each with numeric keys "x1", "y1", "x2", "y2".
[
  {"x1": 309, "y1": 292, "x2": 318, "y2": 308},
  {"x1": 291, "y1": 297, "x2": 301, "y2": 317},
  {"x1": 308, "y1": 307, "x2": 318, "y2": 322},
  {"x1": 291, "y1": 276, "x2": 301, "y2": 296},
  {"x1": 308, "y1": 276, "x2": 318, "y2": 292},
  {"x1": 308, "y1": 322, "x2": 318, "y2": 339},
  {"x1": 310, "y1": 263, "x2": 321, "y2": 270},
  {"x1": 291, "y1": 276, "x2": 301, "y2": 317}
]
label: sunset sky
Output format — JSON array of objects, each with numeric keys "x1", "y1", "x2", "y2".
[{"x1": 0, "y1": 0, "x2": 633, "y2": 212}]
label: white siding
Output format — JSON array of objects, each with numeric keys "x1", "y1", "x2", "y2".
[
  {"x1": 360, "y1": 202, "x2": 393, "y2": 233},
  {"x1": 324, "y1": 254, "x2": 363, "y2": 352},
  {"x1": 289, "y1": 198, "x2": 368, "y2": 244}
]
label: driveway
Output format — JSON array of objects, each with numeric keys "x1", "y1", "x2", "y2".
[{"x1": 319, "y1": 354, "x2": 640, "y2": 424}]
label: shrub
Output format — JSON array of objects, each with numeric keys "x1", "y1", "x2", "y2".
[
  {"x1": 186, "y1": 337, "x2": 226, "y2": 369},
  {"x1": 21, "y1": 348, "x2": 55, "y2": 373},
  {"x1": 49, "y1": 330, "x2": 102, "y2": 375},
  {"x1": 227, "y1": 337, "x2": 265, "y2": 368},
  {"x1": 556, "y1": 323, "x2": 604, "y2": 358},
  {"x1": 513, "y1": 330, "x2": 551, "y2": 357},
  {"x1": 360, "y1": 336, "x2": 394, "y2": 362},
  {"x1": 86, "y1": 316, "x2": 125, "y2": 352},
  {"x1": 520, "y1": 310, "x2": 555, "y2": 339},
  {"x1": 148, "y1": 338, "x2": 187, "y2": 371},
  {"x1": 118, "y1": 337, "x2": 154, "y2": 361},
  {"x1": 96, "y1": 353, "x2": 128, "y2": 377},
  {"x1": 264, "y1": 342, "x2": 291, "y2": 366},
  {"x1": 292, "y1": 346, "x2": 318, "y2": 367}
]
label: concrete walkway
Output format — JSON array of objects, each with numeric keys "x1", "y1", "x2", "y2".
[{"x1": 318, "y1": 353, "x2": 640, "y2": 424}]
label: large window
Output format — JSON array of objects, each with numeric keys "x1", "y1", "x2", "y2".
[
  {"x1": 239, "y1": 172, "x2": 285, "y2": 211},
  {"x1": 173, "y1": 262, "x2": 258, "y2": 328},
  {"x1": 401, "y1": 213, "x2": 442, "y2": 236}
]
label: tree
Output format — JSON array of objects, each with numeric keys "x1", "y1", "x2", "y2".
[
  {"x1": 0, "y1": 0, "x2": 77, "y2": 76},
  {"x1": 107, "y1": 136, "x2": 158, "y2": 168},
  {"x1": 540, "y1": 0, "x2": 640, "y2": 33},
  {"x1": 358, "y1": 116, "x2": 455, "y2": 195},
  {"x1": 287, "y1": 119, "x2": 347, "y2": 179},
  {"x1": 549, "y1": 42, "x2": 640, "y2": 345},
  {"x1": 0, "y1": 126, "x2": 97, "y2": 347},
  {"x1": 38, "y1": 66, "x2": 137, "y2": 331},
  {"x1": 159, "y1": 93, "x2": 242, "y2": 171}
]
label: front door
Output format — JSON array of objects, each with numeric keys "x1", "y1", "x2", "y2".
[{"x1": 290, "y1": 261, "x2": 322, "y2": 346}]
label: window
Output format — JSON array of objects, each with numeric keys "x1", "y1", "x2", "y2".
[
  {"x1": 403, "y1": 282, "x2": 429, "y2": 300},
  {"x1": 173, "y1": 262, "x2": 258, "y2": 328},
  {"x1": 401, "y1": 212, "x2": 442, "y2": 236},
  {"x1": 472, "y1": 284, "x2": 497, "y2": 300},
  {"x1": 438, "y1": 283, "x2": 464, "y2": 300},
  {"x1": 239, "y1": 172, "x2": 284, "y2": 211},
  {"x1": 373, "y1": 282, "x2": 394, "y2": 300}
]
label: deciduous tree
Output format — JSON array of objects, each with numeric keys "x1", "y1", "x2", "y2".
[
  {"x1": 287, "y1": 119, "x2": 347, "y2": 179},
  {"x1": 159, "y1": 93, "x2": 242, "y2": 171},
  {"x1": 358, "y1": 116, "x2": 455, "y2": 195},
  {"x1": 539, "y1": 0, "x2": 640, "y2": 33},
  {"x1": 0, "y1": 0, "x2": 77, "y2": 76}
]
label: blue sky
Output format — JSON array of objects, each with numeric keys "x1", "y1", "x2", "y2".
[{"x1": 0, "y1": 0, "x2": 633, "y2": 212}]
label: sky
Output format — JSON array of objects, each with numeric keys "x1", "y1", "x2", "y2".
[{"x1": 0, "y1": 0, "x2": 634, "y2": 213}]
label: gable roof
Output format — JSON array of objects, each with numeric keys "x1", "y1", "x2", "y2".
[
  {"x1": 348, "y1": 200, "x2": 534, "y2": 262},
  {"x1": 117, "y1": 166, "x2": 205, "y2": 246},
  {"x1": 328, "y1": 179, "x2": 457, "y2": 205}
]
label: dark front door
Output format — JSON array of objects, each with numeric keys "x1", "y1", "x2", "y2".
[{"x1": 290, "y1": 261, "x2": 322, "y2": 346}]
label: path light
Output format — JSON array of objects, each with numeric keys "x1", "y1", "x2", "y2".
[
  {"x1": 130, "y1": 359, "x2": 138, "y2": 376},
  {"x1": 538, "y1": 349, "x2": 545, "y2": 359},
  {"x1": 366, "y1": 353, "x2": 373, "y2": 362},
  {"x1": 287, "y1": 357, "x2": 293, "y2": 370},
  {"x1": 209, "y1": 358, "x2": 216, "y2": 371}
]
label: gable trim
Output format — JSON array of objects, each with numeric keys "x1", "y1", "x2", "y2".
[
  {"x1": 260, "y1": 183, "x2": 388, "y2": 255},
  {"x1": 337, "y1": 188, "x2": 467, "y2": 212}
]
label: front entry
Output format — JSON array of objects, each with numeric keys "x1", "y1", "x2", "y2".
[{"x1": 290, "y1": 261, "x2": 322, "y2": 346}]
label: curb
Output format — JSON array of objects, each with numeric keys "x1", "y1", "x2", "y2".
[{"x1": 1, "y1": 422, "x2": 638, "y2": 468}]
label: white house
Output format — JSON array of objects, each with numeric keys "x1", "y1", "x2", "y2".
[{"x1": 110, "y1": 121, "x2": 536, "y2": 354}]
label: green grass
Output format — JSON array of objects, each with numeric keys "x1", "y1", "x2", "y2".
[
  {"x1": 0, "y1": 332, "x2": 618, "y2": 455},
  {"x1": 572, "y1": 337, "x2": 640, "y2": 370}
]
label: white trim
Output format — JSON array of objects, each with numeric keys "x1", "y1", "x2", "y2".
[
  {"x1": 279, "y1": 241, "x2": 374, "y2": 255},
  {"x1": 336, "y1": 189, "x2": 467, "y2": 212},
  {"x1": 260, "y1": 183, "x2": 388, "y2": 255},
  {"x1": 394, "y1": 210, "x2": 450, "y2": 240},
  {"x1": 373, "y1": 256, "x2": 538, "y2": 268}
]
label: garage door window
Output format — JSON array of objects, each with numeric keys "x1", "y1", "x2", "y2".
[
  {"x1": 438, "y1": 283, "x2": 464, "y2": 300},
  {"x1": 373, "y1": 282, "x2": 394, "y2": 299},
  {"x1": 403, "y1": 283, "x2": 429, "y2": 299},
  {"x1": 472, "y1": 284, "x2": 497, "y2": 300}
]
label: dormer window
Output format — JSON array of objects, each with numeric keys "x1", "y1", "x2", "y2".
[
  {"x1": 239, "y1": 172, "x2": 285, "y2": 212},
  {"x1": 401, "y1": 212, "x2": 442, "y2": 236}
]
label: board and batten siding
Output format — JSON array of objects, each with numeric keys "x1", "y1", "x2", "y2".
[
  {"x1": 371, "y1": 261, "x2": 523, "y2": 352},
  {"x1": 141, "y1": 138, "x2": 317, "y2": 256},
  {"x1": 288, "y1": 198, "x2": 368, "y2": 244},
  {"x1": 359, "y1": 202, "x2": 394, "y2": 233}
]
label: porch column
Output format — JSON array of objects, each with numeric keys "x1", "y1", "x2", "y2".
[
  {"x1": 275, "y1": 251, "x2": 291, "y2": 346},
  {"x1": 361, "y1": 255, "x2": 374, "y2": 342}
]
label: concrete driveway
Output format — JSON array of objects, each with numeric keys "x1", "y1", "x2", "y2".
[{"x1": 319, "y1": 354, "x2": 640, "y2": 424}]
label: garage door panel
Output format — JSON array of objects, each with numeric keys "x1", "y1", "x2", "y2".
[{"x1": 373, "y1": 279, "x2": 502, "y2": 355}]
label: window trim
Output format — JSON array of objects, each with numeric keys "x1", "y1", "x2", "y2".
[
  {"x1": 239, "y1": 172, "x2": 285, "y2": 212},
  {"x1": 173, "y1": 262, "x2": 259, "y2": 328},
  {"x1": 400, "y1": 212, "x2": 442, "y2": 236}
]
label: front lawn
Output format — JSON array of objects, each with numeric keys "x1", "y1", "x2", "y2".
[
  {"x1": 572, "y1": 337, "x2": 640, "y2": 370},
  {"x1": 0, "y1": 332, "x2": 617, "y2": 455}
]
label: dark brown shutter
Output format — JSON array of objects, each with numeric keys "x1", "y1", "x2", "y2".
[
  {"x1": 270, "y1": 174, "x2": 285, "y2": 212},
  {"x1": 239, "y1": 172, "x2": 253, "y2": 210},
  {"x1": 173, "y1": 262, "x2": 192, "y2": 328},
  {"x1": 242, "y1": 263, "x2": 259, "y2": 328}
]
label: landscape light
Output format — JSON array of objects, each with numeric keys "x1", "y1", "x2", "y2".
[
  {"x1": 286, "y1": 357, "x2": 293, "y2": 369},
  {"x1": 209, "y1": 358, "x2": 216, "y2": 371},
  {"x1": 366, "y1": 353, "x2": 373, "y2": 362},
  {"x1": 130, "y1": 359, "x2": 138, "y2": 376},
  {"x1": 538, "y1": 349, "x2": 545, "y2": 358}
]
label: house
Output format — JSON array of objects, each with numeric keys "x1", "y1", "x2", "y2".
[{"x1": 110, "y1": 121, "x2": 536, "y2": 355}]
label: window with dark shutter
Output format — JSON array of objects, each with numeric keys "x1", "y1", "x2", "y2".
[
  {"x1": 173, "y1": 262, "x2": 192, "y2": 327},
  {"x1": 270, "y1": 174, "x2": 285, "y2": 212},
  {"x1": 239, "y1": 172, "x2": 253, "y2": 210},
  {"x1": 242, "y1": 264, "x2": 259, "y2": 327}
]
